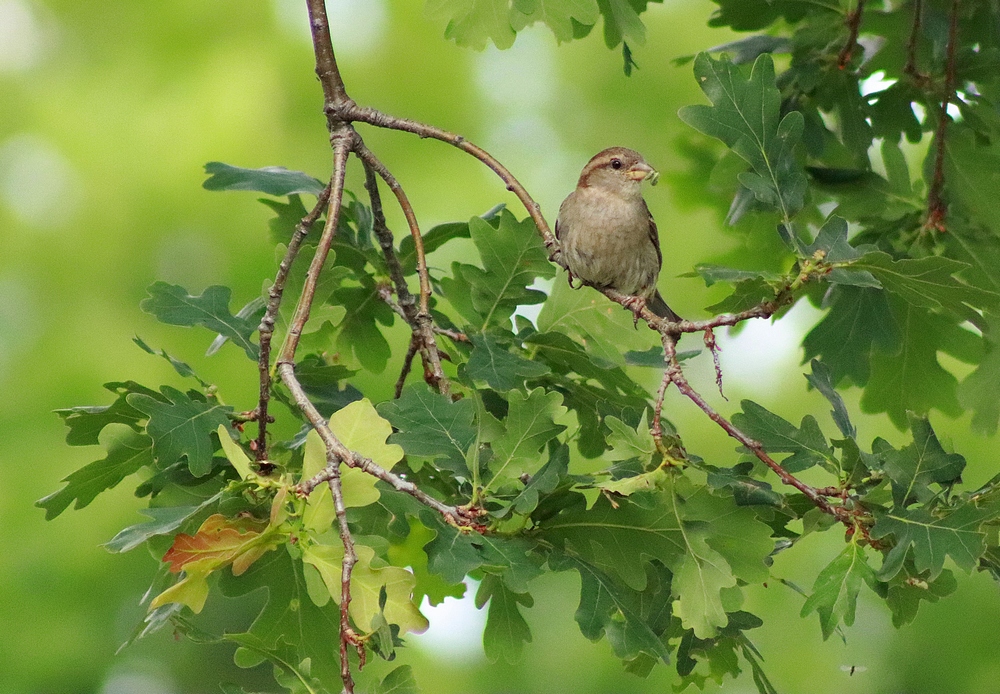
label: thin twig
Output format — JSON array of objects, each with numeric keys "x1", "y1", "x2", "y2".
[
  {"x1": 660, "y1": 336, "x2": 855, "y2": 526},
  {"x1": 277, "y1": 137, "x2": 353, "y2": 365},
  {"x1": 327, "y1": 474, "x2": 364, "y2": 686},
  {"x1": 356, "y1": 144, "x2": 450, "y2": 395},
  {"x1": 837, "y1": 0, "x2": 866, "y2": 69},
  {"x1": 395, "y1": 338, "x2": 419, "y2": 398},
  {"x1": 904, "y1": 0, "x2": 926, "y2": 81},
  {"x1": 254, "y1": 185, "x2": 331, "y2": 460},
  {"x1": 280, "y1": 362, "x2": 473, "y2": 520},
  {"x1": 926, "y1": 0, "x2": 960, "y2": 232},
  {"x1": 328, "y1": 102, "x2": 557, "y2": 258}
]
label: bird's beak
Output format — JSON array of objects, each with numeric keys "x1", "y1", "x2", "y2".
[{"x1": 627, "y1": 162, "x2": 659, "y2": 186}]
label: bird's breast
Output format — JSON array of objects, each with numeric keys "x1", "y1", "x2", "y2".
[{"x1": 558, "y1": 187, "x2": 660, "y2": 296}]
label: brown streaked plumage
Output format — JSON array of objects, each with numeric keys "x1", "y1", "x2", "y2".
[{"x1": 555, "y1": 147, "x2": 682, "y2": 322}]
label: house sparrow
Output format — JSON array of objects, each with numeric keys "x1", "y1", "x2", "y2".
[{"x1": 556, "y1": 147, "x2": 682, "y2": 322}]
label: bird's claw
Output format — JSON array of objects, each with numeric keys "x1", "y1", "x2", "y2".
[{"x1": 622, "y1": 296, "x2": 646, "y2": 328}]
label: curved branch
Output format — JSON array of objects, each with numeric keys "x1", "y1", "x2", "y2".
[
  {"x1": 334, "y1": 103, "x2": 558, "y2": 257},
  {"x1": 277, "y1": 135, "x2": 353, "y2": 365},
  {"x1": 660, "y1": 335, "x2": 856, "y2": 526},
  {"x1": 254, "y1": 183, "x2": 331, "y2": 460}
]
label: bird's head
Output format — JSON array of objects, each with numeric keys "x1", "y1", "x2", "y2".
[{"x1": 577, "y1": 147, "x2": 658, "y2": 197}]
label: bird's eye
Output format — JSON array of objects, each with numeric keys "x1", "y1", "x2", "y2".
[{"x1": 610, "y1": 158, "x2": 622, "y2": 170}]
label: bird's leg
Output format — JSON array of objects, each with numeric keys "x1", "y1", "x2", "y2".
[
  {"x1": 622, "y1": 295, "x2": 647, "y2": 328},
  {"x1": 566, "y1": 269, "x2": 580, "y2": 289}
]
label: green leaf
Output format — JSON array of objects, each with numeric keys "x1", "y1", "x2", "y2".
[
  {"x1": 872, "y1": 504, "x2": 989, "y2": 581},
  {"x1": 134, "y1": 336, "x2": 210, "y2": 385},
  {"x1": 803, "y1": 216, "x2": 866, "y2": 264},
  {"x1": 329, "y1": 277, "x2": 395, "y2": 373},
  {"x1": 224, "y1": 633, "x2": 325, "y2": 694},
  {"x1": 488, "y1": 387, "x2": 567, "y2": 484},
  {"x1": 693, "y1": 264, "x2": 782, "y2": 286},
  {"x1": 510, "y1": 0, "x2": 600, "y2": 43},
  {"x1": 879, "y1": 414, "x2": 966, "y2": 507},
  {"x1": 731, "y1": 400, "x2": 832, "y2": 473},
  {"x1": 421, "y1": 515, "x2": 484, "y2": 584},
  {"x1": 219, "y1": 549, "x2": 342, "y2": 687},
  {"x1": 803, "y1": 286, "x2": 900, "y2": 387},
  {"x1": 501, "y1": 442, "x2": 569, "y2": 517},
  {"x1": 203, "y1": 162, "x2": 325, "y2": 197},
  {"x1": 885, "y1": 561, "x2": 957, "y2": 628},
  {"x1": 466, "y1": 332, "x2": 550, "y2": 391},
  {"x1": 37, "y1": 427, "x2": 154, "y2": 520},
  {"x1": 374, "y1": 665, "x2": 419, "y2": 694},
  {"x1": 460, "y1": 210, "x2": 554, "y2": 330},
  {"x1": 604, "y1": 413, "x2": 655, "y2": 465},
  {"x1": 140, "y1": 282, "x2": 261, "y2": 360},
  {"x1": 536, "y1": 276, "x2": 653, "y2": 367},
  {"x1": 679, "y1": 53, "x2": 807, "y2": 220},
  {"x1": 104, "y1": 494, "x2": 220, "y2": 553},
  {"x1": 541, "y1": 493, "x2": 684, "y2": 591},
  {"x1": 128, "y1": 386, "x2": 233, "y2": 476},
  {"x1": 549, "y1": 553, "x2": 670, "y2": 662},
  {"x1": 476, "y1": 574, "x2": 533, "y2": 663},
  {"x1": 54, "y1": 381, "x2": 158, "y2": 446},
  {"x1": 853, "y1": 252, "x2": 1000, "y2": 324},
  {"x1": 800, "y1": 542, "x2": 877, "y2": 640},
  {"x1": 427, "y1": 0, "x2": 518, "y2": 50},
  {"x1": 378, "y1": 385, "x2": 477, "y2": 476},
  {"x1": 399, "y1": 221, "x2": 470, "y2": 276},
  {"x1": 596, "y1": 0, "x2": 654, "y2": 48},
  {"x1": 293, "y1": 354, "x2": 361, "y2": 418},
  {"x1": 958, "y1": 314, "x2": 1000, "y2": 434},
  {"x1": 860, "y1": 303, "x2": 966, "y2": 429},
  {"x1": 805, "y1": 359, "x2": 855, "y2": 438}
]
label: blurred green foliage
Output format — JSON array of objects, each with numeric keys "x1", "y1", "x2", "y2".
[{"x1": 6, "y1": 1, "x2": 1000, "y2": 693}]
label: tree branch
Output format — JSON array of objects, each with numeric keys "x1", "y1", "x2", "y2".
[
  {"x1": 355, "y1": 142, "x2": 450, "y2": 395},
  {"x1": 660, "y1": 334, "x2": 856, "y2": 526},
  {"x1": 277, "y1": 137, "x2": 353, "y2": 366},
  {"x1": 837, "y1": 0, "x2": 866, "y2": 70},
  {"x1": 254, "y1": 184, "x2": 331, "y2": 460},
  {"x1": 926, "y1": 0, "x2": 960, "y2": 232}
]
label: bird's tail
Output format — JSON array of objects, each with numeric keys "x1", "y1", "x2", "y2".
[{"x1": 647, "y1": 290, "x2": 683, "y2": 323}]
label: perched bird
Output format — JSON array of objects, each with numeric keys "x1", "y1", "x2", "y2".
[{"x1": 556, "y1": 147, "x2": 682, "y2": 323}]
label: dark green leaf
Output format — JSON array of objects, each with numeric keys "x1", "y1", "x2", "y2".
[
  {"x1": 140, "y1": 282, "x2": 261, "y2": 360},
  {"x1": 853, "y1": 252, "x2": 1000, "y2": 325},
  {"x1": 879, "y1": 413, "x2": 966, "y2": 507},
  {"x1": 294, "y1": 354, "x2": 361, "y2": 417},
  {"x1": 872, "y1": 504, "x2": 989, "y2": 580},
  {"x1": 860, "y1": 303, "x2": 966, "y2": 429},
  {"x1": 219, "y1": 549, "x2": 342, "y2": 687},
  {"x1": 203, "y1": 162, "x2": 325, "y2": 197},
  {"x1": 466, "y1": 333, "x2": 550, "y2": 391},
  {"x1": 329, "y1": 278, "x2": 395, "y2": 373},
  {"x1": 803, "y1": 286, "x2": 900, "y2": 387},
  {"x1": 476, "y1": 574, "x2": 533, "y2": 663},
  {"x1": 373, "y1": 665, "x2": 419, "y2": 694},
  {"x1": 458, "y1": 210, "x2": 555, "y2": 330},
  {"x1": 800, "y1": 542, "x2": 877, "y2": 640},
  {"x1": 378, "y1": 385, "x2": 477, "y2": 476},
  {"x1": 679, "y1": 53, "x2": 807, "y2": 220},
  {"x1": 55, "y1": 381, "x2": 159, "y2": 446},
  {"x1": 548, "y1": 553, "x2": 670, "y2": 662},
  {"x1": 731, "y1": 400, "x2": 832, "y2": 472},
  {"x1": 128, "y1": 386, "x2": 233, "y2": 476},
  {"x1": 805, "y1": 359, "x2": 855, "y2": 438},
  {"x1": 37, "y1": 429, "x2": 153, "y2": 520},
  {"x1": 105, "y1": 494, "x2": 220, "y2": 553}
]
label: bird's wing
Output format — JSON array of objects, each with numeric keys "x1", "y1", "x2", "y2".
[{"x1": 643, "y1": 199, "x2": 662, "y2": 268}]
